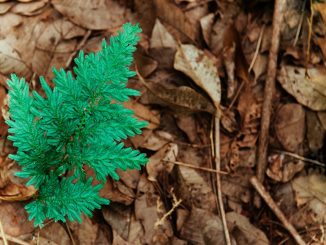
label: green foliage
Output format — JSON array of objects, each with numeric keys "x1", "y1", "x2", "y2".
[{"x1": 6, "y1": 23, "x2": 147, "y2": 227}]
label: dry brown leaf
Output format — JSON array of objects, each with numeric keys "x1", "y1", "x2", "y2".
[
  {"x1": 267, "y1": 154, "x2": 304, "y2": 183},
  {"x1": 154, "y1": 0, "x2": 202, "y2": 42},
  {"x1": 292, "y1": 174, "x2": 326, "y2": 227},
  {"x1": 124, "y1": 100, "x2": 160, "y2": 130},
  {"x1": 0, "y1": 2, "x2": 14, "y2": 14},
  {"x1": 278, "y1": 65, "x2": 326, "y2": 111},
  {"x1": 0, "y1": 202, "x2": 34, "y2": 236},
  {"x1": 39, "y1": 222, "x2": 70, "y2": 245},
  {"x1": 226, "y1": 212, "x2": 269, "y2": 245},
  {"x1": 150, "y1": 19, "x2": 178, "y2": 49},
  {"x1": 135, "y1": 175, "x2": 173, "y2": 244},
  {"x1": 306, "y1": 110, "x2": 325, "y2": 151},
  {"x1": 134, "y1": 0, "x2": 156, "y2": 35},
  {"x1": 147, "y1": 143, "x2": 178, "y2": 182},
  {"x1": 317, "y1": 111, "x2": 326, "y2": 130},
  {"x1": 174, "y1": 44, "x2": 221, "y2": 107},
  {"x1": 134, "y1": 52, "x2": 158, "y2": 78},
  {"x1": 131, "y1": 129, "x2": 173, "y2": 151},
  {"x1": 0, "y1": 183, "x2": 36, "y2": 201},
  {"x1": 200, "y1": 13, "x2": 214, "y2": 46},
  {"x1": 11, "y1": 0, "x2": 48, "y2": 16},
  {"x1": 103, "y1": 203, "x2": 131, "y2": 241},
  {"x1": 52, "y1": 0, "x2": 128, "y2": 30},
  {"x1": 176, "y1": 165, "x2": 216, "y2": 211},
  {"x1": 274, "y1": 103, "x2": 305, "y2": 152},
  {"x1": 175, "y1": 114, "x2": 197, "y2": 143},
  {"x1": 116, "y1": 169, "x2": 140, "y2": 190},
  {"x1": 145, "y1": 82, "x2": 215, "y2": 114},
  {"x1": 100, "y1": 179, "x2": 135, "y2": 205},
  {"x1": 179, "y1": 208, "x2": 229, "y2": 244},
  {"x1": 69, "y1": 215, "x2": 99, "y2": 245}
]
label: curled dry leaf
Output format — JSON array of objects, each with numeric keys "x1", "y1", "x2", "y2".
[
  {"x1": 176, "y1": 165, "x2": 216, "y2": 211},
  {"x1": 278, "y1": 65, "x2": 326, "y2": 111},
  {"x1": 11, "y1": 0, "x2": 49, "y2": 16},
  {"x1": 135, "y1": 175, "x2": 173, "y2": 244},
  {"x1": 147, "y1": 143, "x2": 178, "y2": 182},
  {"x1": 131, "y1": 129, "x2": 173, "y2": 151},
  {"x1": 274, "y1": 103, "x2": 305, "y2": 152},
  {"x1": 200, "y1": 13, "x2": 214, "y2": 46},
  {"x1": 175, "y1": 114, "x2": 198, "y2": 143},
  {"x1": 0, "y1": 2, "x2": 14, "y2": 14},
  {"x1": 150, "y1": 19, "x2": 178, "y2": 50},
  {"x1": 292, "y1": 174, "x2": 326, "y2": 227},
  {"x1": 52, "y1": 0, "x2": 128, "y2": 30},
  {"x1": 226, "y1": 212, "x2": 269, "y2": 245},
  {"x1": 267, "y1": 154, "x2": 304, "y2": 183},
  {"x1": 174, "y1": 44, "x2": 221, "y2": 107}
]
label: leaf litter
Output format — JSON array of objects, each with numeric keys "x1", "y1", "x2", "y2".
[{"x1": 0, "y1": 0, "x2": 326, "y2": 244}]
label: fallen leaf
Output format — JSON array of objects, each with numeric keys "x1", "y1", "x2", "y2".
[
  {"x1": 278, "y1": 65, "x2": 326, "y2": 111},
  {"x1": 0, "y1": 2, "x2": 14, "y2": 14},
  {"x1": 175, "y1": 114, "x2": 198, "y2": 143},
  {"x1": 103, "y1": 203, "x2": 131, "y2": 240},
  {"x1": 124, "y1": 100, "x2": 160, "y2": 130},
  {"x1": 306, "y1": 110, "x2": 325, "y2": 151},
  {"x1": 52, "y1": 0, "x2": 129, "y2": 30},
  {"x1": 200, "y1": 13, "x2": 214, "y2": 46},
  {"x1": 0, "y1": 202, "x2": 34, "y2": 236},
  {"x1": 135, "y1": 175, "x2": 173, "y2": 244},
  {"x1": 226, "y1": 212, "x2": 269, "y2": 245},
  {"x1": 150, "y1": 19, "x2": 178, "y2": 49},
  {"x1": 176, "y1": 165, "x2": 216, "y2": 211},
  {"x1": 174, "y1": 44, "x2": 221, "y2": 107},
  {"x1": 179, "y1": 208, "x2": 230, "y2": 244},
  {"x1": 274, "y1": 103, "x2": 305, "y2": 152},
  {"x1": 69, "y1": 215, "x2": 99, "y2": 245},
  {"x1": 292, "y1": 174, "x2": 326, "y2": 227},
  {"x1": 11, "y1": 0, "x2": 49, "y2": 16},
  {"x1": 147, "y1": 143, "x2": 178, "y2": 182},
  {"x1": 39, "y1": 222, "x2": 70, "y2": 245}
]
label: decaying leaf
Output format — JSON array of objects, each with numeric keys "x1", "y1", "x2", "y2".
[
  {"x1": 306, "y1": 110, "x2": 325, "y2": 151},
  {"x1": 176, "y1": 166, "x2": 216, "y2": 211},
  {"x1": 180, "y1": 208, "x2": 230, "y2": 245},
  {"x1": 39, "y1": 222, "x2": 70, "y2": 245},
  {"x1": 150, "y1": 18, "x2": 178, "y2": 49},
  {"x1": 52, "y1": 0, "x2": 128, "y2": 30},
  {"x1": 274, "y1": 103, "x2": 305, "y2": 152},
  {"x1": 174, "y1": 44, "x2": 221, "y2": 107},
  {"x1": 147, "y1": 143, "x2": 178, "y2": 182},
  {"x1": 200, "y1": 13, "x2": 214, "y2": 46},
  {"x1": 103, "y1": 203, "x2": 131, "y2": 241},
  {"x1": 278, "y1": 65, "x2": 326, "y2": 111},
  {"x1": 292, "y1": 174, "x2": 326, "y2": 227},
  {"x1": 226, "y1": 212, "x2": 269, "y2": 245},
  {"x1": 69, "y1": 215, "x2": 99, "y2": 245},
  {"x1": 135, "y1": 175, "x2": 173, "y2": 244}
]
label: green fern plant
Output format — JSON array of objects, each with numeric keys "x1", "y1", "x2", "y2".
[{"x1": 6, "y1": 23, "x2": 147, "y2": 227}]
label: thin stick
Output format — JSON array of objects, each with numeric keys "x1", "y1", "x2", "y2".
[
  {"x1": 255, "y1": 0, "x2": 286, "y2": 207},
  {"x1": 164, "y1": 160, "x2": 229, "y2": 174},
  {"x1": 250, "y1": 176, "x2": 306, "y2": 245},
  {"x1": 248, "y1": 24, "x2": 265, "y2": 73},
  {"x1": 214, "y1": 114, "x2": 231, "y2": 245},
  {"x1": 0, "y1": 220, "x2": 8, "y2": 245},
  {"x1": 272, "y1": 149, "x2": 325, "y2": 168}
]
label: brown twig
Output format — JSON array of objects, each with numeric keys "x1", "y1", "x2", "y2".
[
  {"x1": 250, "y1": 176, "x2": 306, "y2": 245},
  {"x1": 164, "y1": 160, "x2": 229, "y2": 174},
  {"x1": 214, "y1": 114, "x2": 232, "y2": 245},
  {"x1": 255, "y1": 0, "x2": 286, "y2": 207},
  {"x1": 0, "y1": 220, "x2": 8, "y2": 245}
]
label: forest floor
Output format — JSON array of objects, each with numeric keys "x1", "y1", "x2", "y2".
[{"x1": 0, "y1": 0, "x2": 325, "y2": 244}]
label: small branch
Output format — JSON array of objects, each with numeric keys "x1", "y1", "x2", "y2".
[
  {"x1": 164, "y1": 160, "x2": 229, "y2": 174},
  {"x1": 214, "y1": 114, "x2": 232, "y2": 245},
  {"x1": 255, "y1": 0, "x2": 286, "y2": 207},
  {"x1": 0, "y1": 220, "x2": 8, "y2": 245},
  {"x1": 250, "y1": 176, "x2": 306, "y2": 245},
  {"x1": 155, "y1": 192, "x2": 182, "y2": 227}
]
